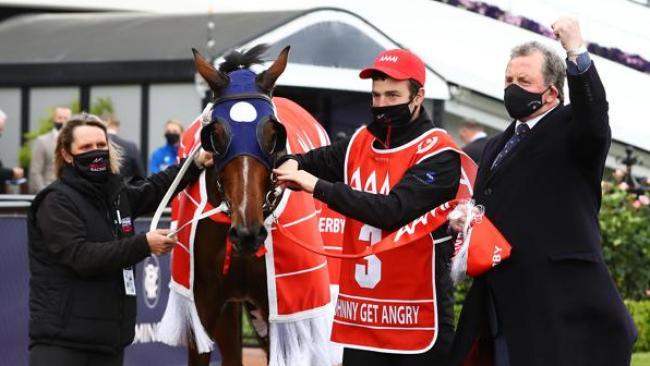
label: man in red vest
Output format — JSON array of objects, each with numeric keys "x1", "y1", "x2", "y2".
[{"x1": 275, "y1": 49, "x2": 475, "y2": 365}]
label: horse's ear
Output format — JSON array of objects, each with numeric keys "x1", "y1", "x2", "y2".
[
  {"x1": 192, "y1": 48, "x2": 229, "y2": 93},
  {"x1": 257, "y1": 46, "x2": 290, "y2": 93}
]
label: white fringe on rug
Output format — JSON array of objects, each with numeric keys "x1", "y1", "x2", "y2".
[
  {"x1": 269, "y1": 313, "x2": 333, "y2": 366},
  {"x1": 157, "y1": 289, "x2": 214, "y2": 354}
]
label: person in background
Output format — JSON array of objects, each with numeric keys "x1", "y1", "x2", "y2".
[
  {"x1": 28, "y1": 113, "x2": 212, "y2": 366},
  {"x1": 149, "y1": 119, "x2": 183, "y2": 174},
  {"x1": 29, "y1": 106, "x2": 72, "y2": 193},
  {"x1": 458, "y1": 119, "x2": 488, "y2": 164},
  {"x1": 0, "y1": 109, "x2": 25, "y2": 185},
  {"x1": 103, "y1": 114, "x2": 145, "y2": 180}
]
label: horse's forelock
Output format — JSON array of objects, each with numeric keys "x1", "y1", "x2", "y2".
[{"x1": 219, "y1": 44, "x2": 269, "y2": 74}]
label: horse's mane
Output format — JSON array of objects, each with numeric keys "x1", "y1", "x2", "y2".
[{"x1": 219, "y1": 44, "x2": 268, "y2": 73}]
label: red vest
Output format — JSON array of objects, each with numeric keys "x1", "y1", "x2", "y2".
[{"x1": 331, "y1": 126, "x2": 475, "y2": 353}]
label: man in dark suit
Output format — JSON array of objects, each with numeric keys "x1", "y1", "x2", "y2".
[
  {"x1": 459, "y1": 119, "x2": 488, "y2": 164},
  {"x1": 104, "y1": 114, "x2": 145, "y2": 180},
  {"x1": 451, "y1": 17, "x2": 637, "y2": 366}
]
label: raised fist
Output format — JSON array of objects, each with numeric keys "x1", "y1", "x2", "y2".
[{"x1": 551, "y1": 17, "x2": 584, "y2": 52}]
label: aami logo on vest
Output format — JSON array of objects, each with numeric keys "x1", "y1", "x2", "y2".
[{"x1": 349, "y1": 168, "x2": 391, "y2": 195}]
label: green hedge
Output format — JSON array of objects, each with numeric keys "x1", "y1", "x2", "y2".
[{"x1": 627, "y1": 300, "x2": 650, "y2": 352}]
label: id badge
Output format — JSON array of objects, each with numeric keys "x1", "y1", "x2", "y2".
[{"x1": 123, "y1": 267, "x2": 136, "y2": 296}]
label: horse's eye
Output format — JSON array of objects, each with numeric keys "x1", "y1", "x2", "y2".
[
  {"x1": 211, "y1": 122, "x2": 230, "y2": 155},
  {"x1": 260, "y1": 119, "x2": 286, "y2": 154},
  {"x1": 201, "y1": 117, "x2": 232, "y2": 156}
]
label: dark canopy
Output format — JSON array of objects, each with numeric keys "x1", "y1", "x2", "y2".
[{"x1": 0, "y1": 9, "x2": 385, "y2": 86}]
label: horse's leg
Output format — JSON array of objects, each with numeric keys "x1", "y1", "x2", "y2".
[
  {"x1": 189, "y1": 220, "x2": 229, "y2": 366},
  {"x1": 247, "y1": 256, "x2": 270, "y2": 359},
  {"x1": 214, "y1": 301, "x2": 243, "y2": 366},
  {"x1": 244, "y1": 302, "x2": 270, "y2": 357},
  {"x1": 187, "y1": 343, "x2": 212, "y2": 366},
  {"x1": 189, "y1": 274, "x2": 223, "y2": 366}
]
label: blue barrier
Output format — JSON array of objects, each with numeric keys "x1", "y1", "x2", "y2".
[{"x1": 0, "y1": 216, "x2": 221, "y2": 366}]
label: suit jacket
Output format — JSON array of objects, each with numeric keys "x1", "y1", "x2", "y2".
[
  {"x1": 463, "y1": 136, "x2": 488, "y2": 164},
  {"x1": 0, "y1": 159, "x2": 14, "y2": 182},
  {"x1": 451, "y1": 63, "x2": 637, "y2": 366},
  {"x1": 29, "y1": 130, "x2": 57, "y2": 193},
  {"x1": 109, "y1": 133, "x2": 145, "y2": 180}
]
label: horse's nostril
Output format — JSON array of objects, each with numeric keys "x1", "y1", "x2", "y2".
[
  {"x1": 228, "y1": 227, "x2": 239, "y2": 244},
  {"x1": 257, "y1": 225, "x2": 268, "y2": 241},
  {"x1": 229, "y1": 224, "x2": 267, "y2": 253}
]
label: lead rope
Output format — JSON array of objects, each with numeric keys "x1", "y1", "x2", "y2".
[{"x1": 149, "y1": 144, "x2": 202, "y2": 235}]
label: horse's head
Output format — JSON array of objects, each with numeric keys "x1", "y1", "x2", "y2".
[{"x1": 193, "y1": 45, "x2": 289, "y2": 254}]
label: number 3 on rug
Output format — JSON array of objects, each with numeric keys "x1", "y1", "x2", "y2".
[{"x1": 355, "y1": 224, "x2": 382, "y2": 289}]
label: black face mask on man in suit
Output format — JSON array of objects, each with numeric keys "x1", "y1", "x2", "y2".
[{"x1": 503, "y1": 84, "x2": 550, "y2": 120}]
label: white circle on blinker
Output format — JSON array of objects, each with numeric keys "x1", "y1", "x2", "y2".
[{"x1": 229, "y1": 101, "x2": 258, "y2": 122}]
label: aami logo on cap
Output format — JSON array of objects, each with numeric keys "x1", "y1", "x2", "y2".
[{"x1": 378, "y1": 55, "x2": 399, "y2": 63}]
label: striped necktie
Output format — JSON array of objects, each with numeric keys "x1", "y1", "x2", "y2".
[{"x1": 491, "y1": 123, "x2": 530, "y2": 170}]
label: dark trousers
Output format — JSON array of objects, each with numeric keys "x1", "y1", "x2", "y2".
[
  {"x1": 29, "y1": 344, "x2": 124, "y2": 366},
  {"x1": 342, "y1": 325, "x2": 453, "y2": 366},
  {"x1": 487, "y1": 288, "x2": 510, "y2": 366}
]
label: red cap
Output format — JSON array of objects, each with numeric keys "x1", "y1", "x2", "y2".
[{"x1": 359, "y1": 49, "x2": 426, "y2": 87}]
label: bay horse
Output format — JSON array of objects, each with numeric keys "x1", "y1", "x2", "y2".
[{"x1": 187, "y1": 45, "x2": 324, "y2": 366}]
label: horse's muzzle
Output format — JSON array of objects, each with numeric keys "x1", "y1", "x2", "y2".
[{"x1": 228, "y1": 223, "x2": 268, "y2": 253}]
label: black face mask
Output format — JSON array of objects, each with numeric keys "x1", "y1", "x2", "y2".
[
  {"x1": 165, "y1": 133, "x2": 180, "y2": 145},
  {"x1": 53, "y1": 122, "x2": 64, "y2": 131},
  {"x1": 72, "y1": 149, "x2": 110, "y2": 183},
  {"x1": 370, "y1": 101, "x2": 415, "y2": 128},
  {"x1": 504, "y1": 84, "x2": 550, "y2": 120}
]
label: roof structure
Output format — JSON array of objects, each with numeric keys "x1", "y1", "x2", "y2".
[{"x1": 0, "y1": 9, "x2": 450, "y2": 98}]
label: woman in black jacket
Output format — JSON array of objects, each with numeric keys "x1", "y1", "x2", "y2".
[{"x1": 27, "y1": 114, "x2": 211, "y2": 366}]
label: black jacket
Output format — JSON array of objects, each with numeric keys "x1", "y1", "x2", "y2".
[
  {"x1": 462, "y1": 136, "x2": 488, "y2": 164},
  {"x1": 109, "y1": 133, "x2": 145, "y2": 180},
  {"x1": 292, "y1": 109, "x2": 462, "y2": 347},
  {"x1": 0, "y1": 159, "x2": 14, "y2": 182},
  {"x1": 451, "y1": 63, "x2": 637, "y2": 366},
  {"x1": 28, "y1": 161, "x2": 201, "y2": 354}
]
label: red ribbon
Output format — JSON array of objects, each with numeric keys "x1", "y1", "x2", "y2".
[{"x1": 275, "y1": 199, "x2": 461, "y2": 259}]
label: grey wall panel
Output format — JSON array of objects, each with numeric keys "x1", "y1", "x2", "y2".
[
  {"x1": 29, "y1": 87, "x2": 79, "y2": 131},
  {"x1": 0, "y1": 89, "x2": 22, "y2": 167},
  {"x1": 147, "y1": 84, "x2": 201, "y2": 171},
  {"x1": 91, "y1": 85, "x2": 142, "y2": 148}
]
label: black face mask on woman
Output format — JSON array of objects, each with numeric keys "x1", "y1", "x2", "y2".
[
  {"x1": 370, "y1": 100, "x2": 415, "y2": 128},
  {"x1": 72, "y1": 149, "x2": 110, "y2": 183},
  {"x1": 503, "y1": 84, "x2": 550, "y2": 120},
  {"x1": 165, "y1": 133, "x2": 180, "y2": 146}
]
